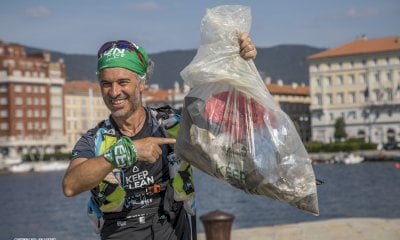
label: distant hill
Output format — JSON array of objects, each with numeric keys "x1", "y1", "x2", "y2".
[{"x1": 25, "y1": 45, "x2": 325, "y2": 89}]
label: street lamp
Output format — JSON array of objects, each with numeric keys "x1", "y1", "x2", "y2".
[{"x1": 299, "y1": 115, "x2": 309, "y2": 142}]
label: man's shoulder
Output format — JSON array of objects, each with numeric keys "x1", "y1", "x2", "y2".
[{"x1": 84, "y1": 117, "x2": 116, "y2": 137}]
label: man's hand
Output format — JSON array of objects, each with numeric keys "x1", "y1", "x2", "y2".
[
  {"x1": 239, "y1": 32, "x2": 257, "y2": 60},
  {"x1": 133, "y1": 137, "x2": 176, "y2": 163},
  {"x1": 103, "y1": 136, "x2": 137, "y2": 168}
]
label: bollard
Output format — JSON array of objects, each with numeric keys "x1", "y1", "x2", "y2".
[{"x1": 200, "y1": 210, "x2": 235, "y2": 240}]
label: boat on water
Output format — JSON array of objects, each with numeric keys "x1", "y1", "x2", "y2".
[
  {"x1": 33, "y1": 161, "x2": 70, "y2": 172},
  {"x1": 334, "y1": 152, "x2": 364, "y2": 164},
  {"x1": 7, "y1": 161, "x2": 69, "y2": 173},
  {"x1": 8, "y1": 162, "x2": 34, "y2": 173}
]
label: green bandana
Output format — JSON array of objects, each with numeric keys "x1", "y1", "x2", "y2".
[{"x1": 97, "y1": 45, "x2": 149, "y2": 77}]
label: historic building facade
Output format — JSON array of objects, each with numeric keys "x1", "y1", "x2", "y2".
[
  {"x1": 0, "y1": 41, "x2": 66, "y2": 163},
  {"x1": 64, "y1": 80, "x2": 110, "y2": 150},
  {"x1": 308, "y1": 36, "x2": 400, "y2": 144},
  {"x1": 266, "y1": 79, "x2": 311, "y2": 142}
]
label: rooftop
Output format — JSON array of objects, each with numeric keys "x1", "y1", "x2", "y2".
[{"x1": 308, "y1": 36, "x2": 400, "y2": 60}]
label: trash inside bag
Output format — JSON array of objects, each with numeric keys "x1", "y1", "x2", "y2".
[{"x1": 175, "y1": 5, "x2": 319, "y2": 215}]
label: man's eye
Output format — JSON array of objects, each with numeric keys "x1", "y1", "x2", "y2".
[{"x1": 101, "y1": 82, "x2": 111, "y2": 87}]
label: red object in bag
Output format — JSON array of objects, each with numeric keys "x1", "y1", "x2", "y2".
[{"x1": 204, "y1": 91, "x2": 267, "y2": 140}]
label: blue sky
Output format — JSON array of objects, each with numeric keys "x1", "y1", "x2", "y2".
[{"x1": 0, "y1": 0, "x2": 399, "y2": 55}]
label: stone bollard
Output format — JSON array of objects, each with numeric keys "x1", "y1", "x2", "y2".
[{"x1": 200, "y1": 210, "x2": 235, "y2": 240}]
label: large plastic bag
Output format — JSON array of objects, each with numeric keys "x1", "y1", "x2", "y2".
[{"x1": 175, "y1": 5, "x2": 319, "y2": 215}]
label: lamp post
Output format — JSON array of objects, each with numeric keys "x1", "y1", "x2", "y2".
[{"x1": 299, "y1": 115, "x2": 309, "y2": 142}]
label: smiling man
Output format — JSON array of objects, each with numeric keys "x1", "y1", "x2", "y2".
[{"x1": 62, "y1": 35, "x2": 257, "y2": 240}]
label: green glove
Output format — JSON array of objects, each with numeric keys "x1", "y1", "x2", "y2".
[{"x1": 103, "y1": 136, "x2": 137, "y2": 168}]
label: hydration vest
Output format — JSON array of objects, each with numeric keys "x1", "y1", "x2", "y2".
[{"x1": 87, "y1": 106, "x2": 195, "y2": 234}]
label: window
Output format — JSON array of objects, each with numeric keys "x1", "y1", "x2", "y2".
[
  {"x1": 387, "y1": 71, "x2": 392, "y2": 82},
  {"x1": 374, "y1": 90, "x2": 382, "y2": 101},
  {"x1": 315, "y1": 94, "x2": 322, "y2": 105},
  {"x1": 338, "y1": 76, "x2": 344, "y2": 85},
  {"x1": 375, "y1": 72, "x2": 380, "y2": 82},
  {"x1": 26, "y1": 86, "x2": 32, "y2": 93},
  {"x1": 326, "y1": 94, "x2": 333, "y2": 104},
  {"x1": 386, "y1": 89, "x2": 393, "y2": 101},
  {"x1": 14, "y1": 85, "x2": 22, "y2": 92},
  {"x1": 16, "y1": 122, "x2": 23, "y2": 130},
  {"x1": 26, "y1": 97, "x2": 32, "y2": 105},
  {"x1": 316, "y1": 79, "x2": 321, "y2": 87},
  {"x1": 326, "y1": 77, "x2": 332, "y2": 86},
  {"x1": 362, "y1": 59, "x2": 367, "y2": 66},
  {"x1": 349, "y1": 74, "x2": 355, "y2": 84},
  {"x1": 15, "y1": 97, "x2": 23, "y2": 105},
  {"x1": 0, "y1": 110, "x2": 8, "y2": 117},
  {"x1": 0, "y1": 97, "x2": 8, "y2": 105},
  {"x1": 0, "y1": 122, "x2": 8, "y2": 130},
  {"x1": 337, "y1": 93, "x2": 344, "y2": 104},
  {"x1": 0, "y1": 85, "x2": 7, "y2": 93},
  {"x1": 361, "y1": 73, "x2": 367, "y2": 84},
  {"x1": 348, "y1": 111, "x2": 356, "y2": 120},
  {"x1": 15, "y1": 109, "x2": 23, "y2": 118},
  {"x1": 349, "y1": 92, "x2": 356, "y2": 103},
  {"x1": 330, "y1": 113, "x2": 334, "y2": 120}
]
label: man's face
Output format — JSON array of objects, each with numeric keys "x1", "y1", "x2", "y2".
[{"x1": 98, "y1": 67, "x2": 145, "y2": 119}]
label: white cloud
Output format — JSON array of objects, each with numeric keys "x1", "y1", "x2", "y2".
[
  {"x1": 345, "y1": 7, "x2": 381, "y2": 18},
  {"x1": 128, "y1": 1, "x2": 160, "y2": 11},
  {"x1": 26, "y1": 6, "x2": 50, "y2": 18}
]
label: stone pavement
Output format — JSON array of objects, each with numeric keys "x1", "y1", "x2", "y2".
[{"x1": 197, "y1": 218, "x2": 400, "y2": 240}]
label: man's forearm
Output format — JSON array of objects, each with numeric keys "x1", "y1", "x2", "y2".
[{"x1": 62, "y1": 156, "x2": 114, "y2": 197}]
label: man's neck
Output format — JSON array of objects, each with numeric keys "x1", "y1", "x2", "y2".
[{"x1": 112, "y1": 107, "x2": 147, "y2": 137}]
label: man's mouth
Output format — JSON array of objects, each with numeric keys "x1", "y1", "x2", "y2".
[{"x1": 110, "y1": 98, "x2": 126, "y2": 106}]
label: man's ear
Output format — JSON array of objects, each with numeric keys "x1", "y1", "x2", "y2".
[{"x1": 139, "y1": 79, "x2": 146, "y2": 92}]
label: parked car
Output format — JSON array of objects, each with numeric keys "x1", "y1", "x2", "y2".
[{"x1": 383, "y1": 142, "x2": 400, "y2": 150}]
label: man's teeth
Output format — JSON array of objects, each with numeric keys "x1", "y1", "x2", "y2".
[{"x1": 111, "y1": 99, "x2": 125, "y2": 104}]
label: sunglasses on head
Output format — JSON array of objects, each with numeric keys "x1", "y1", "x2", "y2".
[{"x1": 97, "y1": 40, "x2": 145, "y2": 65}]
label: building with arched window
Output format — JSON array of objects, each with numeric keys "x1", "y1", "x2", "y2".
[{"x1": 308, "y1": 36, "x2": 400, "y2": 144}]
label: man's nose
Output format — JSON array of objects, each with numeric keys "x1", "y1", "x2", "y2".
[{"x1": 110, "y1": 83, "x2": 121, "y2": 97}]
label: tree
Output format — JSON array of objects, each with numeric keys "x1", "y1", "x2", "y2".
[{"x1": 334, "y1": 117, "x2": 347, "y2": 142}]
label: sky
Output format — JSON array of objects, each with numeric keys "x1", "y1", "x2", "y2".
[{"x1": 0, "y1": 0, "x2": 399, "y2": 55}]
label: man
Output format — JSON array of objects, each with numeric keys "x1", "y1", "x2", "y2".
[{"x1": 62, "y1": 33, "x2": 257, "y2": 240}]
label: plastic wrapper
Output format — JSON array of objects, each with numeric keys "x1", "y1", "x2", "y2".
[{"x1": 175, "y1": 5, "x2": 319, "y2": 214}]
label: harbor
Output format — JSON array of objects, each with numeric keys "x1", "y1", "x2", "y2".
[
  {"x1": 1, "y1": 161, "x2": 399, "y2": 239},
  {"x1": 310, "y1": 149, "x2": 400, "y2": 164},
  {"x1": 1, "y1": 149, "x2": 399, "y2": 174}
]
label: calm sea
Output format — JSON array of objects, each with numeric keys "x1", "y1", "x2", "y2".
[{"x1": 1, "y1": 161, "x2": 399, "y2": 240}]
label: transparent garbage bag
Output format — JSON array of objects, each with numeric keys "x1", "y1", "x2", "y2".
[{"x1": 175, "y1": 5, "x2": 319, "y2": 215}]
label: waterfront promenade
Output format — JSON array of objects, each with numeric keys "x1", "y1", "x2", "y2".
[{"x1": 197, "y1": 218, "x2": 400, "y2": 240}]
